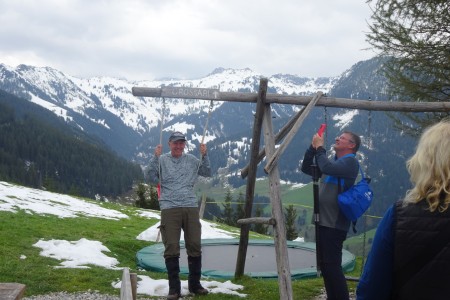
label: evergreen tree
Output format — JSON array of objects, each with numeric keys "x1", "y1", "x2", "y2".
[
  {"x1": 135, "y1": 183, "x2": 147, "y2": 208},
  {"x1": 203, "y1": 197, "x2": 221, "y2": 221},
  {"x1": 366, "y1": 0, "x2": 450, "y2": 132},
  {"x1": 285, "y1": 205, "x2": 298, "y2": 241},
  {"x1": 148, "y1": 185, "x2": 160, "y2": 210},
  {"x1": 220, "y1": 189, "x2": 234, "y2": 226},
  {"x1": 0, "y1": 92, "x2": 144, "y2": 198},
  {"x1": 135, "y1": 183, "x2": 160, "y2": 210},
  {"x1": 233, "y1": 191, "x2": 245, "y2": 225}
]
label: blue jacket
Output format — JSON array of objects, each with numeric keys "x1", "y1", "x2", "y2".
[{"x1": 356, "y1": 205, "x2": 394, "y2": 299}]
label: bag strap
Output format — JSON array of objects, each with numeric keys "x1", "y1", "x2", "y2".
[{"x1": 358, "y1": 163, "x2": 365, "y2": 179}]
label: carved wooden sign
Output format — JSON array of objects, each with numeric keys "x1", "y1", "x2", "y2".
[{"x1": 161, "y1": 87, "x2": 220, "y2": 100}]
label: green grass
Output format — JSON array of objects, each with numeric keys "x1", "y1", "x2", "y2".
[
  {"x1": 199, "y1": 178, "x2": 374, "y2": 250},
  {"x1": 0, "y1": 187, "x2": 365, "y2": 299}
]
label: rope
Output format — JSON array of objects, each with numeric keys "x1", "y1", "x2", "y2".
[
  {"x1": 201, "y1": 100, "x2": 214, "y2": 145},
  {"x1": 156, "y1": 97, "x2": 166, "y2": 243},
  {"x1": 159, "y1": 97, "x2": 166, "y2": 146},
  {"x1": 158, "y1": 97, "x2": 166, "y2": 188},
  {"x1": 197, "y1": 99, "x2": 214, "y2": 171},
  {"x1": 324, "y1": 106, "x2": 329, "y2": 147}
]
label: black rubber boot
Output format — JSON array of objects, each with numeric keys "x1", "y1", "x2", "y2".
[
  {"x1": 188, "y1": 255, "x2": 209, "y2": 295},
  {"x1": 165, "y1": 257, "x2": 181, "y2": 300}
]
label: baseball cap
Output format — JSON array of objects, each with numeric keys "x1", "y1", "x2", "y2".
[{"x1": 169, "y1": 131, "x2": 186, "y2": 142}]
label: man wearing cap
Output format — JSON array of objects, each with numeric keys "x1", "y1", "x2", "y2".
[{"x1": 148, "y1": 131, "x2": 211, "y2": 300}]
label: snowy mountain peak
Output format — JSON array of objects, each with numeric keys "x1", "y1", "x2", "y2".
[{"x1": 0, "y1": 62, "x2": 341, "y2": 163}]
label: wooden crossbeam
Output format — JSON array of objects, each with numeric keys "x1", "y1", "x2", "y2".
[
  {"x1": 0, "y1": 283, "x2": 26, "y2": 300},
  {"x1": 132, "y1": 87, "x2": 450, "y2": 112},
  {"x1": 237, "y1": 217, "x2": 276, "y2": 225}
]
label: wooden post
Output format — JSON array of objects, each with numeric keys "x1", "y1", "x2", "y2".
[
  {"x1": 237, "y1": 217, "x2": 276, "y2": 225},
  {"x1": 240, "y1": 105, "x2": 307, "y2": 179},
  {"x1": 120, "y1": 267, "x2": 133, "y2": 300},
  {"x1": 130, "y1": 273, "x2": 137, "y2": 300},
  {"x1": 199, "y1": 193, "x2": 207, "y2": 219},
  {"x1": 0, "y1": 283, "x2": 26, "y2": 300},
  {"x1": 156, "y1": 229, "x2": 161, "y2": 243},
  {"x1": 264, "y1": 92, "x2": 323, "y2": 174},
  {"x1": 234, "y1": 78, "x2": 267, "y2": 278},
  {"x1": 263, "y1": 100, "x2": 293, "y2": 300}
]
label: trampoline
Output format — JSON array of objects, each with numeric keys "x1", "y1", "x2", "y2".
[{"x1": 136, "y1": 238, "x2": 355, "y2": 279}]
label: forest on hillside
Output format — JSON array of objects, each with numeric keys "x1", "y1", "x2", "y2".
[{"x1": 0, "y1": 90, "x2": 143, "y2": 198}]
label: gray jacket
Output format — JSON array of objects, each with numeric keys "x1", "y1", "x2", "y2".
[{"x1": 148, "y1": 152, "x2": 211, "y2": 210}]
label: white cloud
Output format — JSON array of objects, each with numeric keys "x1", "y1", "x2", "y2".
[{"x1": 0, "y1": 0, "x2": 376, "y2": 80}]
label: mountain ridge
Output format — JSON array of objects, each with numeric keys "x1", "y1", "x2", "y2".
[
  {"x1": 0, "y1": 62, "x2": 340, "y2": 162},
  {"x1": 0, "y1": 58, "x2": 417, "y2": 221}
]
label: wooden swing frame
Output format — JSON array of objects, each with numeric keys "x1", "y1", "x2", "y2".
[{"x1": 132, "y1": 80, "x2": 449, "y2": 300}]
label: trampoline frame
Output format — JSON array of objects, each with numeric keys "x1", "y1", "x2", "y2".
[{"x1": 136, "y1": 238, "x2": 355, "y2": 279}]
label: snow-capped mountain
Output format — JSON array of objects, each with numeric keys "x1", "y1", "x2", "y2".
[
  {"x1": 0, "y1": 57, "x2": 417, "y2": 218},
  {"x1": 0, "y1": 63, "x2": 336, "y2": 162}
]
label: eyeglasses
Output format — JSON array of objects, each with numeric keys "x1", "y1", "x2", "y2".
[{"x1": 336, "y1": 135, "x2": 355, "y2": 144}]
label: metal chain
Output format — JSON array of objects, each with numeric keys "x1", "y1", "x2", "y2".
[
  {"x1": 361, "y1": 97, "x2": 373, "y2": 276},
  {"x1": 197, "y1": 99, "x2": 214, "y2": 175},
  {"x1": 156, "y1": 97, "x2": 166, "y2": 243},
  {"x1": 324, "y1": 106, "x2": 328, "y2": 148},
  {"x1": 158, "y1": 97, "x2": 166, "y2": 180},
  {"x1": 159, "y1": 97, "x2": 166, "y2": 146},
  {"x1": 201, "y1": 100, "x2": 214, "y2": 145}
]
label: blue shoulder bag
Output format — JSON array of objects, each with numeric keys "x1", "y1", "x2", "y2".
[{"x1": 338, "y1": 164, "x2": 374, "y2": 232}]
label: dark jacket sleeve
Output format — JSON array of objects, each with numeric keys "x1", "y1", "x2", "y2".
[
  {"x1": 315, "y1": 147, "x2": 358, "y2": 179},
  {"x1": 301, "y1": 145, "x2": 321, "y2": 177}
]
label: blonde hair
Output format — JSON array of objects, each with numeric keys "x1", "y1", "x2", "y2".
[{"x1": 403, "y1": 119, "x2": 450, "y2": 212}]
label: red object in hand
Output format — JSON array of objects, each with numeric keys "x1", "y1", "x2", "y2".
[
  {"x1": 157, "y1": 183, "x2": 161, "y2": 200},
  {"x1": 317, "y1": 123, "x2": 326, "y2": 137}
]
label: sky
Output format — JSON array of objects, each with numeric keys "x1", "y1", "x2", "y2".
[{"x1": 0, "y1": 0, "x2": 376, "y2": 81}]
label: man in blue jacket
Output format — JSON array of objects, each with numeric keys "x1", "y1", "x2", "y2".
[
  {"x1": 148, "y1": 131, "x2": 211, "y2": 300},
  {"x1": 301, "y1": 130, "x2": 360, "y2": 300}
]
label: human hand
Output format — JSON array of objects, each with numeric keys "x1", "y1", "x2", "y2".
[
  {"x1": 154, "y1": 144, "x2": 162, "y2": 157},
  {"x1": 200, "y1": 144, "x2": 207, "y2": 157},
  {"x1": 312, "y1": 134, "x2": 324, "y2": 149}
]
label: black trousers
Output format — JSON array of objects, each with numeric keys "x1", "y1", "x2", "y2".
[{"x1": 318, "y1": 225, "x2": 349, "y2": 300}]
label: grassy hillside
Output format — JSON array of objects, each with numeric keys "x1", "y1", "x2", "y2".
[
  {"x1": 0, "y1": 182, "x2": 365, "y2": 299},
  {"x1": 196, "y1": 178, "x2": 376, "y2": 256}
]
